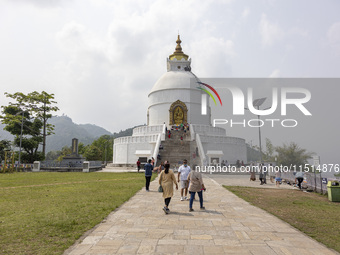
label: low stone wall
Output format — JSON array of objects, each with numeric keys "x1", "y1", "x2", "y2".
[
  {"x1": 39, "y1": 166, "x2": 102, "y2": 172},
  {"x1": 32, "y1": 161, "x2": 103, "y2": 172},
  {"x1": 109, "y1": 163, "x2": 135, "y2": 168}
]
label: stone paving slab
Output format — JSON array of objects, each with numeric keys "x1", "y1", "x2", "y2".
[{"x1": 64, "y1": 175, "x2": 338, "y2": 255}]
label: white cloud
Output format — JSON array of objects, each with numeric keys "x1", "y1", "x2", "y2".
[
  {"x1": 2, "y1": 0, "x2": 68, "y2": 8},
  {"x1": 242, "y1": 7, "x2": 250, "y2": 19},
  {"x1": 49, "y1": 0, "x2": 238, "y2": 130},
  {"x1": 327, "y1": 22, "x2": 340, "y2": 54},
  {"x1": 190, "y1": 37, "x2": 235, "y2": 77},
  {"x1": 288, "y1": 27, "x2": 308, "y2": 37},
  {"x1": 259, "y1": 13, "x2": 284, "y2": 46},
  {"x1": 54, "y1": 20, "x2": 149, "y2": 130},
  {"x1": 56, "y1": 22, "x2": 87, "y2": 50},
  {"x1": 269, "y1": 69, "x2": 280, "y2": 78},
  {"x1": 1, "y1": 0, "x2": 340, "y2": 136}
]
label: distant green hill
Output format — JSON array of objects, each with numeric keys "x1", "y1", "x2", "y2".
[
  {"x1": 0, "y1": 115, "x2": 138, "y2": 153},
  {"x1": 46, "y1": 115, "x2": 113, "y2": 152},
  {"x1": 0, "y1": 123, "x2": 13, "y2": 141},
  {"x1": 112, "y1": 127, "x2": 136, "y2": 138}
]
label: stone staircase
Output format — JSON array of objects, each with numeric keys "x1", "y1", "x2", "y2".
[{"x1": 158, "y1": 129, "x2": 191, "y2": 170}]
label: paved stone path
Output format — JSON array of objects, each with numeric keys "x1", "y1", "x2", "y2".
[{"x1": 64, "y1": 175, "x2": 337, "y2": 255}]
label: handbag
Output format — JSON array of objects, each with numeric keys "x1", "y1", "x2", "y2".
[{"x1": 158, "y1": 172, "x2": 164, "y2": 192}]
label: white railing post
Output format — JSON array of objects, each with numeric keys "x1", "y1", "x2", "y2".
[
  {"x1": 33, "y1": 161, "x2": 40, "y2": 172},
  {"x1": 83, "y1": 161, "x2": 90, "y2": 172},
  {"x1": 162, "y1": 123, "x2": 166, "y2": 140},
  {"x1": 190, "y1": 124, "x2": 195, "y2": 141},
  {"x1": 196, "y1": 133, "x2": 206, "y2": 166},
  {"x1": 153, "y1": 133, "x2": 162, "y2": 166}
]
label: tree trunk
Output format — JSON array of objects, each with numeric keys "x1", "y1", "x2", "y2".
[{"x1": 42, "y1": 100, "x2": 46, "y2": 157}]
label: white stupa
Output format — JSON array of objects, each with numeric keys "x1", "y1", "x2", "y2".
[{"x1": 113, "y1": 35, "x2": 246, "y2": 167}]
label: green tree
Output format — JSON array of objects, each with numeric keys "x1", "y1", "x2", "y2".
[
  {"x1": 0, "y1": 139, "x2": 11, "y2": 162},
  {"x1": 83, "y1": 144, "x2": 102, "y2": 161},
  {"x1": 27, "y1": 91, "x2": 59, "y2": 156},
  {"x1": 78, "y1": 142, "x2": 86, "y2": 156},
  {"x1": 275, "y1": 142, "x2": 313, "y2": 167},
  {"x1": 1, "y1": 105, "x2": 44, "y2": 163},
  {"x1": 247, "y1": 143, "x2": 261, "y2": 162},
  {"x1": 45, "y1": 150, "x2": 62, "y2": 161},
  {"x1": 91, "y1": 135, "x2": 113, "y2": 162},
  {"x1": 2, "y1": 91, "x2": 58, "y2": 157},
  {"x1": 263, "y1": 138, "x2": 275, "y2": 162},
  {"x1": 56, "y1": 146, "x2": 72, "y2": 162},
  {"x1": 46, "y1": 143, "x2": 86, "y2": 162}
]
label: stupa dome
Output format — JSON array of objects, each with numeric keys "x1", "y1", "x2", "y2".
[
  {"x1": 147, "y1": 35, "x2": 210, "y2": 126},
  {"x1": 113, "y1": 35, "x2": 247, "y2": 168},
  {"x1": 149, "y1": 71, "x2": 196, "y2": 94}
]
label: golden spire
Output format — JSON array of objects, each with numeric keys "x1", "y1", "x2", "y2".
[
  {"x1": 169, "y1": 34, "x2": 189, "y2": 61},
  {"x1": 175, "y1": 35, "x2": 183, "y2": 53}
]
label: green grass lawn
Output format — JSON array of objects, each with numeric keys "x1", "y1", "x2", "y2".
[
  {"x1": 0, "y1": 172, "x2": 155, "y2": 255},
  {"x1": 224, "y1": 186, "x2": 340, "y2": 253}
]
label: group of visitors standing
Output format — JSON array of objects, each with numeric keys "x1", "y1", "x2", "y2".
[
  {"x1": 249, "y1": 162, "x2": 304, "y2": 189},
  {"x1": 143, "y1": 158, "x2": 206, "y2": 214}
]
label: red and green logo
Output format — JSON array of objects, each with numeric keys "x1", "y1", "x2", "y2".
[{"x1": 197, "y1": 82, "x2": 222, "y2": 106}]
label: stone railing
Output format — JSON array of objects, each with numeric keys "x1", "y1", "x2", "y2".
[
  {"x1": 114, "y1": 134, "x2": 159, "y2": 144},
  {"x1": 191, "y1": 124, "x2": 226, "y2": 136},
  {"x1": 199, "y1": 135, "x2": 245, "y2": 145},
  {"x1": 132, "y1": 125, "x2": 164, "y2": 136},
  {"x1": 32, "y1": 160, "x2": 103, "y2": 172}
]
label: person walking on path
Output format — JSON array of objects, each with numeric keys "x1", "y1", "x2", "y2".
[
  {"x1": 154, "y1": 161, "x2": 164, "y2": 174},
  {"x1": 249, "y1": 162, "x2": 256, "y2": 181},
  {"x1": 259, "y1": 163, "x2": 267, "y2": 185},
  {"x1": 178, "y1": 159, "x2": 191, "y2": 201},
  {"x1": 136, "y1": 159, "x2": 141, "y2": 173},
  {"x1": 275, "y1": 169, "x2": 282, "y2": 187},
  {"x1": 144, "y1": 159, "x2": 153, "y2": 191},
  {"x1": 159, "y1": 162, "x2": 178, "y2": 214},
  {"x1": 268, "y1": 163, "x2": 275, "y2": 183},
  {"x1": 187, "y1": 167, "x2": 206, "y2": 212}
]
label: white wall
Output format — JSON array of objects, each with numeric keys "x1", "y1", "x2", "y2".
[
  {"x1": 200, "y1": 135, "x2": 247, "y2": 164},
  {"x1": 132, "y1": 125, "x2": 163, "y2": 136},
  {"x1": 113, "y1": 142, "x2": 156, "y2": 164},
  {"x1": 191, "y1": 124, "x2": 226, "y2": 136},
  {"x1": 148, "y1": 88, "x2": 210, "y2": 126}
]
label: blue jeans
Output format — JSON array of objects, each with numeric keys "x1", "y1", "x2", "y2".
[{"x1": 189, "y1": 191, "x2": 203, "y2": 209}]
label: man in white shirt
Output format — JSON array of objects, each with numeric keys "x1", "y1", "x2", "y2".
[{"x1": 178, "y1": 159, "x2": 191, "y2": 201}]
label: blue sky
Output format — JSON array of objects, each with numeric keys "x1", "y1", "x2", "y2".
[{"x1": 1, "y1": 0, "x2": 339, "y2": 162}]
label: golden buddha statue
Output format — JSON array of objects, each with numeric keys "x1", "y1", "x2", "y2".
[{"x1": 174, "y1": 106, "x2": 184, "y2": 125}]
